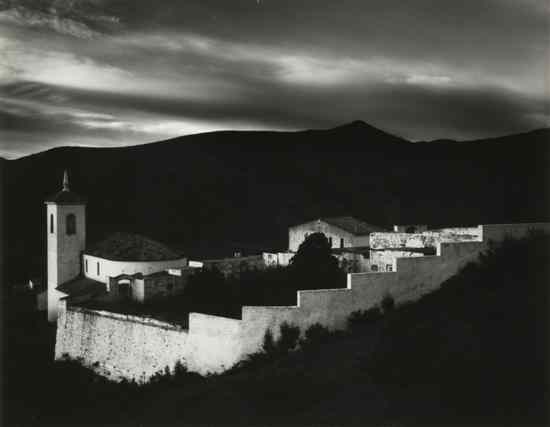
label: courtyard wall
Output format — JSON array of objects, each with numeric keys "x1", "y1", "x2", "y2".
[{"x1": 56, "y1": 223, "x2": 550, "y2": 383}]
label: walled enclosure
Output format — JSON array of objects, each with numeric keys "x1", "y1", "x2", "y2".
[{"x1": 56, "y1": 223, "x2": 550, "y2": 383}]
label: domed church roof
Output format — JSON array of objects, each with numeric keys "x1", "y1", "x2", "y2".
[{"x1": 85, "y1": 232, "x2": 184, "y2": 262}]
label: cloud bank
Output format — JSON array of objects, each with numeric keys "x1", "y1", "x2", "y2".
[{"x1": 1, "y1": 0, "x2": 548, "y2": 158}]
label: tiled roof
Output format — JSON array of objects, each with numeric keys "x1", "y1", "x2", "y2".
[
  {"x1": 45, "y1": 189, "x2": 86, "y2": 204},
  {"x1": 321, "y1": 216, "x2": 386, "y2": 236},
  {"x1": 57, "y1": 276, "x2": 106, "y2": 298},
  {"x1": 86, "y1": 232, "x2": 184, "y2": 262}
]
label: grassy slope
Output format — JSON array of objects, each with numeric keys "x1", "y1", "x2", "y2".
[{"x1": 3, "y1": 235, "x2": 549, "y2": 427}]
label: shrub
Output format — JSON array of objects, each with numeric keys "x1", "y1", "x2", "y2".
[
  {"x1": 381, "y1": 293, "x2": 395, "y2": 313},
  {"x1": 300, "y1": 323, "x2": 331, "y2": 351},
  {"x1": 347, "y1": 306, "x2": 382, "y2": 331},
  {"x1": 278, "y1": 322, "x2": 301, "y2": 353},
  {"x1": 262, "y1": 329, "x2": 277, "y2": 355}
]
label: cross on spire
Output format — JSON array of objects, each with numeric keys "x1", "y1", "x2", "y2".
[{"x1": 62, "y1": 170, "x2": 69, "y2": 191}]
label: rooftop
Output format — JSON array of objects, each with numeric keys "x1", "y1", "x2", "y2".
[
  {"x1": 321, "y1": 216, "x2": 387, "y2": 236},
  {"x1": 44, "y1": 189, "x2": 86, "y2": 205},
  {"x1": 85, "y1": 232, "x2": 184, "y2": 262},
  {"x1": 57, "y1": 276, "x2": 106, "y2": 298},
  {"x1": 44, "y1": 170, "x2": 86, "y2": 204}
]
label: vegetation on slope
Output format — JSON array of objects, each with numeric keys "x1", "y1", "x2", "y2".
[{"x1": 3, "y1": 233, "x2": 549, "y2": 426}]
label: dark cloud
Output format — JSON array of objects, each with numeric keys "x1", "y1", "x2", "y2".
[{"x1": 0, "y1": 0, "x2": 548, "y2": 158}]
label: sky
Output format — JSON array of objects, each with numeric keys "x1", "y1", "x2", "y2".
[{"x1": 0, "y1": 0, "x2": 549, "y2": 159}]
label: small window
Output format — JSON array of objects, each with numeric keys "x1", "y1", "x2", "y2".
[
  {"x1": 340, "y1": 238, "x2": 344, "y2": 248},
  {"x1": 97, "y1": 262, "x2": 100, "y2": 276},
  {"x1": 66, "y1": 214, "x2": 76, "y2": 235},
  {"x1": 329, "y1": 237, "x2": 333, "y2": 247},
  {"x1": 50, "y1": 214, "x2": 54, "y2": 234},
  {"x1": 85, "y1": 259, "x2": 88, "y2": 273},
  {"x1": 386, "y1": 264, "x2": 393, "y2": 272}
]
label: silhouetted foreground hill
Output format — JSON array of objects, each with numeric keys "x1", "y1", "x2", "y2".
[
  {"x1": 3, "y1": 233, "x2": 548, "y2": 426},
  {"x1": 4, "y1": 122, "x2": 550, "y2": 282}
]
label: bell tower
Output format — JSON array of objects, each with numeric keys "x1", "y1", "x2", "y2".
[{"x1": 45, "y1": 170, "x2": 86, "y2": 322}]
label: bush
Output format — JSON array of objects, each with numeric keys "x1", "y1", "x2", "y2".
[
  {"x1": 262, "y1": 329, "x2": 277, "y2": 355},
  {"x1": 381, "y1": 293, "x2": 395, "y2": 313},
  {"x1": 278, "y1": 322, "x2": 301, "y2": 353},
  {"x1": 300, "y1": 323, "x2": 331, "y2": 351},
  {"x1": 347, "y1": 307, "x2": 382, "y2": 331}
]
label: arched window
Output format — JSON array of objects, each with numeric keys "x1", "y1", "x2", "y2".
[
  {"x1": 66, "y1": 214, "x2": 76, "y2": 235},
  {"x1": 50, "y1": 214, "x2": 54, "y2": 234}
]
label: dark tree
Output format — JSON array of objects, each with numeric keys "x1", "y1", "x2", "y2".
[{"x1": 289, "y1": 232, "x2": 345, "y2": 289}]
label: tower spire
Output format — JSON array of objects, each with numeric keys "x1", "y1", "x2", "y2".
[{"x1": 62, "y1": 170, "x2": 69, "y2": 191}]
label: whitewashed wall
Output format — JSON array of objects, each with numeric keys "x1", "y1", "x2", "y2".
[
  {"x1": 55, "y1": 305, "x2": 189, "y2": 383},
  {"x1": 56, "y1": 223, "x2": 550, "y2": 383},
  {"x1": 369, "y1": 226, "x2": 482, "y2": 250},
  {"x1": 289, "y1": 220, "x2": 357, "y2": 251},
  {"x1": 47, "y1": 203, "x2": 86, "y2": 322},
  {"x1": 82, "y1": 254, "x2": 187, "y2": 284}
]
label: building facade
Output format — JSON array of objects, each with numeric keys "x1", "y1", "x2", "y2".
[
  {"x1": 45, "y1": 171, "x2": 190, "y2": 321},
  {"x1": 288, "y1": 216, "x2": 386, "y2": 252}
]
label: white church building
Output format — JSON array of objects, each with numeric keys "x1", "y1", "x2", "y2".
[{"x1": 45, "y1": 171, "x2": 189, "y2": 322}]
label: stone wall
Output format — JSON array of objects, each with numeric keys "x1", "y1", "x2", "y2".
[
  {"x1": 370, "y1": 250, "x2": 425, "y2": 272},
  {"x1": 369, "y1": 226, "x2": 482, "y2": 250},
  {"x1": 55, "y1": 304, "x2": 189, "y2": 383},
  {"x1": 55, "y1": 304, "x2": 243, "y2": 383},
  {"x1": 393, "y1": 224, "x2": 428, "y2": 233},
  {"x1": 56, "y1": 223, "x2": 550, "y2": 383}
]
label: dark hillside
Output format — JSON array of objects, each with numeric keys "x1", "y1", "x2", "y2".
[{"x1": 4, "y1": 122, "x2": 550, "y2": 282}]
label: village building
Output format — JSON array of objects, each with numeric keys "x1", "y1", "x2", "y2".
[
  {"x1": 45, "y1": 171, "x2": 191, "y2": 322},
  {"x1": 288, "y1": 216, "x2": 387, "y2": 273},
  {"x1": 43, "y1": 170, "x2": 550, "y2": 383},
  {"x1": 368, "y1": 226, "x2": 483, "y2": 272},
  {"x1": 288, "y1": 216, "x2": 387, "y2": 252}
]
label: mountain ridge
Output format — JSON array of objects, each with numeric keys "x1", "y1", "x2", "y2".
[
  {"x1": 4, "y1": 121, "x2": 549, "y2": 283},
  {"x1": 6, "y1": 122, "x2": 550, "y2": 161}
]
